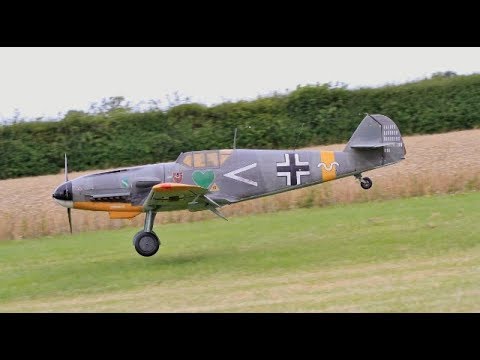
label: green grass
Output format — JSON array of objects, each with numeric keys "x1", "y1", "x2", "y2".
[{"x1": 1, "y1": 192, "x2": 479, "y2": 312}]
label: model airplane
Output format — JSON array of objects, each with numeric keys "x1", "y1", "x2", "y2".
[{"x1": 53, "y1": 114, "x2": 406, "y2": 256}]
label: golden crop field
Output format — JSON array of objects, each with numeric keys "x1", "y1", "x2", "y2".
[{"x1": 1, "y1": 129, "x2": 479, "y2": 240}]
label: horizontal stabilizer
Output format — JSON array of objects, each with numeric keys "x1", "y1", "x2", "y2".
[{"x1": 350, "y1": 142, "x2": 397, "y2": 149}]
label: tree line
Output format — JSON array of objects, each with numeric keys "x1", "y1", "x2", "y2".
[{"x1": 1, "y1": 72, "x2": 479, "y2": 179}]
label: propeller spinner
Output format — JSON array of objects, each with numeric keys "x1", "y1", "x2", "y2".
[{"x1": 52, "y1": 153, "x2": 73, "y2": 233}]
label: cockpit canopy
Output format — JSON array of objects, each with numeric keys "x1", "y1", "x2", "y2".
[{"x1": 176, "y1": 149, "x2": 233, "y2": 169}]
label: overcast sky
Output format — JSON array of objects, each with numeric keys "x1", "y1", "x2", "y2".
[{"x1": 0, "y1": 47, "x2": 479, "y2": 121}]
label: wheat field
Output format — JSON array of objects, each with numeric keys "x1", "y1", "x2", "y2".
[{"x1": 1, "y1": 129, "x2": 479, "y2": 240}]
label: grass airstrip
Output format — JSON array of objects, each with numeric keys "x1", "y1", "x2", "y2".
[{"x1": 0, "y1": 191, "x2": 479, "y2": 312}]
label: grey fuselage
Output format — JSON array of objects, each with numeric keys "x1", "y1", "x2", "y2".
[{"x1": 66, "y1": 147, "x2": 401, "y2": 212}]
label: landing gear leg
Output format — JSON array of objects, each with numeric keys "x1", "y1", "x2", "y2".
[
  {"x1": 133, "y1": 211, "x2": 160, "y2": 257},
  {"x1": 355, "y1": 173, "x2": 373, "y2": 190}
]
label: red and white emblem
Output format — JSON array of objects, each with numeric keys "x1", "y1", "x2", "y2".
[{"x1": 173, "y1": 172, "x2": 183, "y2": 183}]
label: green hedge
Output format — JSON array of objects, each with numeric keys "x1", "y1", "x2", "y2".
[{"x1": 1, "y1": 73, "x2": 480, "y2": 179}]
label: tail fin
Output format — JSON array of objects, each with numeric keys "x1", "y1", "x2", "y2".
[{"x1": 344, "y1": 114, "x2": 406, "y2": 166}]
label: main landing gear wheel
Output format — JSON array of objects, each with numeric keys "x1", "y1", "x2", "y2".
[
  {"x1": 133, "y1": 210, "x2": 160, "y2": 257},
  {"x1": 360, "y1": 177, "x2": 373, "y2": 190},
  {"x1": 133, "y1": 231, "x2": 160, "y2": 257}
]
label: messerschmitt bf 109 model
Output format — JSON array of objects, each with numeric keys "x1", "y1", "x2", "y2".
[{"x1": 53, "y1": 114, "x2": 406, "y2": 257}]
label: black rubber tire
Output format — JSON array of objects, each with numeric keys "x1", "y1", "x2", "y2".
[
  {"x1": 133, "y1": 231, "x2": 160, "y2": 257},
  {"x1": 132, "y1": 230, "x2": 157, "y2": 245},
  {"x1": 360, "y1": 177, "x2": 373, "y2": 190}
]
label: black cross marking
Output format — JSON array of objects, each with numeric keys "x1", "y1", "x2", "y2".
[{"x1": 276, "y1": 153, "x2": 310, "y2": 186}]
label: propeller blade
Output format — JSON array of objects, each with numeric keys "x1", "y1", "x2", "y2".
[
  {"x1": 64, "y1": 153, "x2": 68, "y2": 182},
  {"x1": 67, "y1": 208, "x2": 72, "y2": 234}
]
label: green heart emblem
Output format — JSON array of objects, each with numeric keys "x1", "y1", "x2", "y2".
[{"x1": 192, "y1": 170, "x2": 215, "y2": 189}]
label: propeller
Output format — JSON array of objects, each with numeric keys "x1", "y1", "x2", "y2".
[
  {"x1": 65, "y1": 153, "x2": 68, "y2": 182},
  {"x1": 67, "y1": 208, "x2": 72, "y2": 234},
  {"x1": 65, "y1": 153, "x2": 72, "y2": 234}
]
